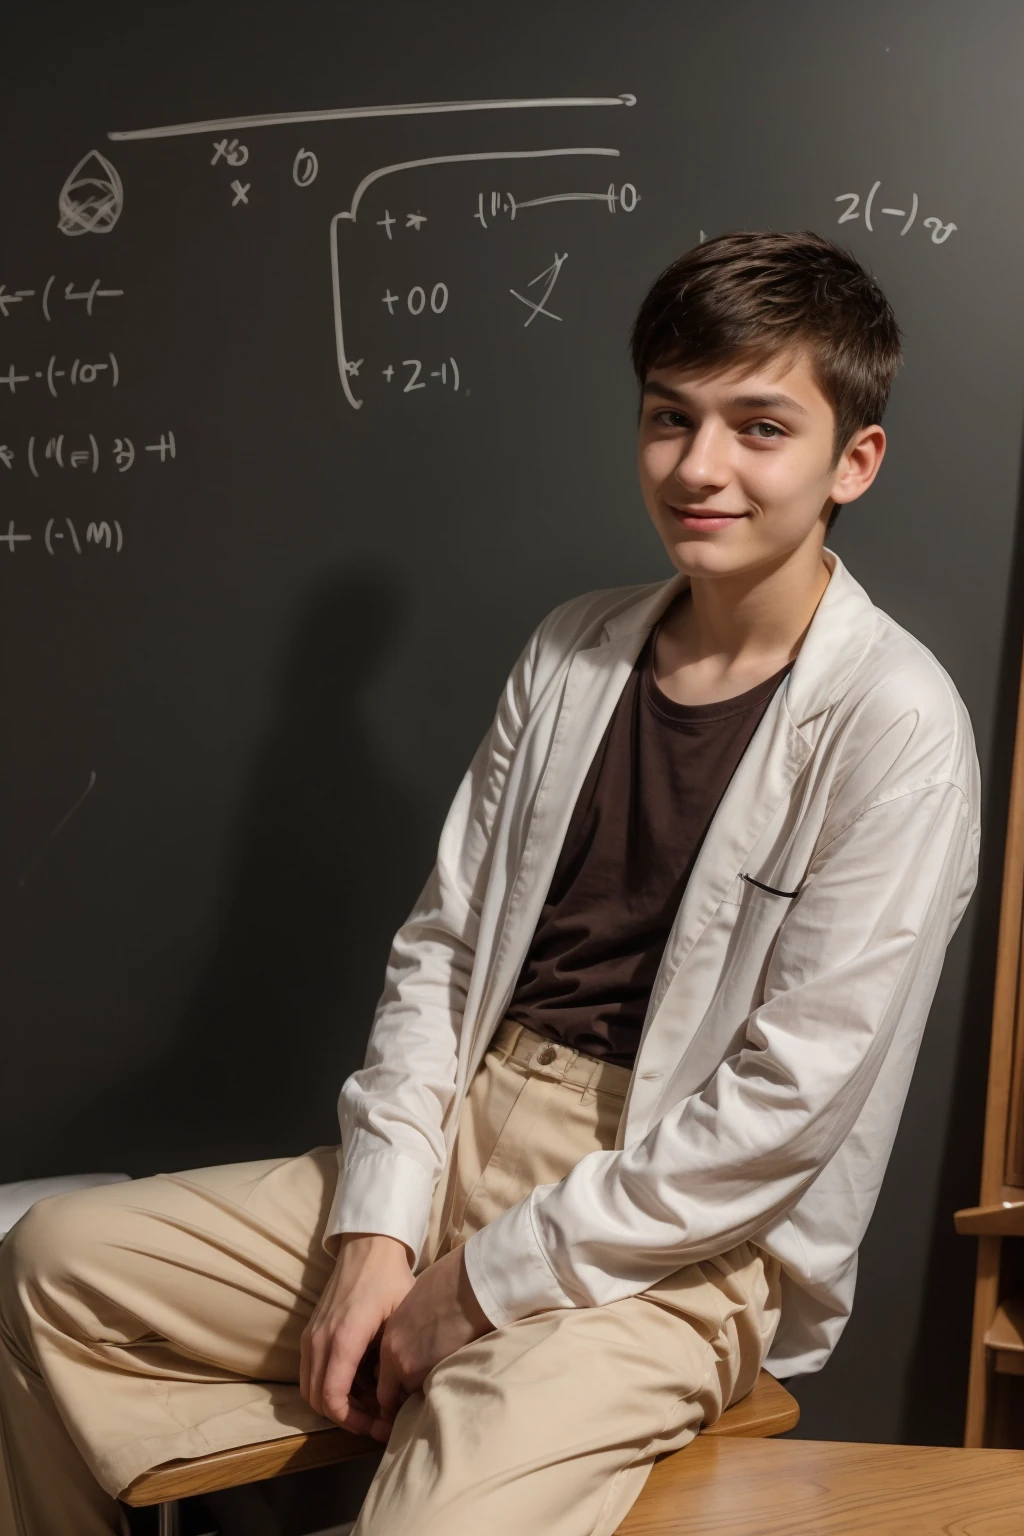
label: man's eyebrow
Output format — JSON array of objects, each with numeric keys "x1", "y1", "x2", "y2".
[{"x1": 642, "y1": 380, "x2": 810, "y2": 416}]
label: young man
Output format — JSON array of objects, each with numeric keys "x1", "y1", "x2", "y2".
[{"x1": 0, "y1": 230, "x2": 981, "y2": 1536}]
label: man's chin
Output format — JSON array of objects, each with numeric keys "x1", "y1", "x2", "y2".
[{"x1": 665, "y1": 540, "x2": 752, "y2": 577}]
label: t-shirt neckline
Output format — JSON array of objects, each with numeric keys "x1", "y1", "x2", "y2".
[{"x1": 641, "y1": 621, "x2": 794, "y2": 723}]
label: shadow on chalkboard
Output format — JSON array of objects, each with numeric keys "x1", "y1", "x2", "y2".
[{"x1": 50, "y1": 563, "x2": 435, "y2": 1176}]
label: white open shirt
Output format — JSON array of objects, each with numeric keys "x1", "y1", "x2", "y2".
[{"x1": 326, "y1": 549, "x2": 981, "y2": 1377}]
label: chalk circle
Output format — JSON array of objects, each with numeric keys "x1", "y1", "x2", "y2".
[
  {"x1": 58, "y1": 150, "x2": 124, "y2": 236},
  {"x1": 293, "y1": 147, "x2": 318, "y2": 187}
]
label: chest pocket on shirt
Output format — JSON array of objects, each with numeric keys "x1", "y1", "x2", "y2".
[
  {"x1": 721, "y1": 870, "x2": 804, "y2": 908},
  {"x1": 740, "y1": 871, "x2": 802, "y2": 898},
  {"x1": 712, "y1": 870, "x2": 800, "y2": 1010}
]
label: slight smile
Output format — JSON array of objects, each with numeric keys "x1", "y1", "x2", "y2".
[{"x1": 667, "y1": 506, "x2": 749, "y2": 530}]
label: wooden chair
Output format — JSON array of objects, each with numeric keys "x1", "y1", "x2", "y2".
[
  {"x1": 121, "y1": 1366, "x2": 799, "y2": 1534},
  {"x1": 955, "y1": 627, "x2": 1024, "y2": 1445}
]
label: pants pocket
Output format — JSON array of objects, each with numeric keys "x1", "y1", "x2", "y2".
[{"x1": 444, "y1": 1051, "x2": 531, "y2": 1243}]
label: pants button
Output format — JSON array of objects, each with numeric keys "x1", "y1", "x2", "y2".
[{"x1": 537, "y1": 1044, "x2": 557, "y2": 1065}]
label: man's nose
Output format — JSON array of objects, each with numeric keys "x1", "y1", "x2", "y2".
[{"x1": 673, "y1": 420, "x2": 730, "y2": 489}]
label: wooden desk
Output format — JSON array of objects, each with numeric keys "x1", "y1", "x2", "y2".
[{"x1": 615, "y1": 1436, "x2": 1024, "y2": 1534}]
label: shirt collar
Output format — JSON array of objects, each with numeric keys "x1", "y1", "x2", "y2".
[{"x1": 599, "y1": 547, "x2": 878, "y2": 731}]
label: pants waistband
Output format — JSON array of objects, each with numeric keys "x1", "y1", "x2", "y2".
[{"x1": 487, "y1": 1017, "x2": 633, "y2": 1099}]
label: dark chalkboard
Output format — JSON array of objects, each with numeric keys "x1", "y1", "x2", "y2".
[{"x1": 3, "y1": 0, "x2": 1024, "y2": 1444}]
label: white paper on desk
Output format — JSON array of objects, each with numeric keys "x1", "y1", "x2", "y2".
[{"x1": 0, "y1": 1173, "x2": 131, "y2": 1237}]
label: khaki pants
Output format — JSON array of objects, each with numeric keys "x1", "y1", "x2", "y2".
[{"x1": 0, "y1": 1020, "x2": 781, "y2": 1536}]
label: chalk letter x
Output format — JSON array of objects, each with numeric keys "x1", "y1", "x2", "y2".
[{"x1": 510, "y1": 253, "x2": 567, "y2": 326}]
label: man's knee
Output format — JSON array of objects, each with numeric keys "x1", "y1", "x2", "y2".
[{"x1": 0, "y1": 1191, "x2": 108, "y2": 1332}]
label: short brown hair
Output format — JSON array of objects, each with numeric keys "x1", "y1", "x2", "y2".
[{"x1": 629, "y1": 230, "x2": 903, "y2": 532}]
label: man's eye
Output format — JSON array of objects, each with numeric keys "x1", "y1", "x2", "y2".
[
  {"x1": 749, "y1": 422, "x2": 784, "y2": 439},
  {"x1": 653, "y1": 410, "x2": 687, "y2": 428}
]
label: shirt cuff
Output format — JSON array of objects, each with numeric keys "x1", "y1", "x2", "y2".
[
  {"x1": 322, "y1": 1146, "x2": 435, "y2": 1265},
  {"x1": 460, "y1": 1189, "x2": 579, "y2": 1327}
]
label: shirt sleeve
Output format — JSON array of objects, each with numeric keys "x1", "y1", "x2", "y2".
[
  {"x1": 462, "y1": 778, "x2": 979, "y2": 1325},
  {"x1": 321, "y1": 615, "x2": 545, "y2": 1262}
]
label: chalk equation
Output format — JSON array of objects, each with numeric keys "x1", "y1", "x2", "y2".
[
  {"x1": 330, "y1": 146, "x2": 631, "y2": 410},
  {"x1": 376, "y1": 209, "x2": 429, "y2": 236},
  {"x1": 1, "y1": 518, "x2": 124, "y2": 554},
  {"x1": 100, "y1": 92, "x2": 639, "y2": 410},
  {"x1": 0, "y1": 355, "x2": 119, "y2": 397},
  {"x1": 93, "y1": 92, "x2": 641, "y2": 412},
  {"x1": 0, "y1": 432, "x2": 175, "y2": 476},
  {"x1": 381, "y1": 357, "x2": 460, "y2": 390},
  {"x1": 107, "y1": 91, "x2": 637, "y2": 208},
  {"x1": 381, "y1": 284, "x2": 449, "y2": 315},
  {"x1": 0, "y1": 278, "x2": 124, "y2": 320},
  {"x1": 835, "y1": 181, "x2": 956, "y2": 243},
  {"x1": 210, "y1": 137, "x2": 249, "y2": 167},
  {"x1": 475, "y1": 182, "x2": 639, "y2": 227}
]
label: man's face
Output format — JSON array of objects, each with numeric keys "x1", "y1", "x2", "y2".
[{"x1": 637, "y1": 347, "x2": 856, "y2": 580}]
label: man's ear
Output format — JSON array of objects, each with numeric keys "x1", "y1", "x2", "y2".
[{"x1": 830, "y1": 424, "x2": 886, "y2": 508}]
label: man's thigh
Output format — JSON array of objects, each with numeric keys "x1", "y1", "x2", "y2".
[
  {"x1": 4, "y1": 1142, "x2": 340, "y2": 1380},
  {"x1": 352, "y1": 1288, "x2": 729, "y2": 1536}
]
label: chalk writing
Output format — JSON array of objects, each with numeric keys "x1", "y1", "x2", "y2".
[
  {"x1": 510, "y1": 254, "x2": 567, "y2": 326},
  {"x1": 0, "y1": 432, "x2": 178, "y2": 477},
  {"x1": 210, "y1": 137, "x2": 249, "y2": 166},
  {"x1": 58, "y1": 151, "x2": 123, "y2": 236},
  {"x1": 0, "y1": 519, "x2": 124, "y2": 554},
  {"x1": 99, "y1": 93, "x2": 639, "y2": 418},
  {"x1": 17, "y1": 771, "x2": 98, "y2": 887},
  {"x1": 380, "y1": 357, "x2": 460, "y2": 391},
  {"x1": 0, "y1": 278, "x2": 124, "y2": 322},
  {"x1": 44, "y1": 434, "x2": 98, "y2": 472},
  {"x1": 46, "y1": 517, "x2": 123, "y2": 553},
  {"x1": 331, "y1": 146, "x2": 622, "y2": 410},
  {"x1": 0, "y1": 286, "x2": 37, "y2": 318},
  {"x1": 108, "y1": 92, "x2": 636, "y2": 141},
  {"x1": 474, "y1": 181, "x2": 638, "y2": 227},
  {"x1": 0, "y1": 523, "x2": 31, "y2": 551},
  {"x1": 835, "y1": 182, "x2": 956, "y2": 243},
  {"x1": 0, "y1": 354, "x2": 120, "y2": 397},
  {"x1": 375, "y1": 210, "x2": 433, "y2": 240},
  {"x1": 293, "y1": 148, "x2": 318, "y2": 187},
  {"x1": 381, "y1": 284, "x2": 449, "y2": 316},
  {"x1": 144, "y1": 431, "x2": 176, "y2": 461}
]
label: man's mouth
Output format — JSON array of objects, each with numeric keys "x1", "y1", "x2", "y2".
[{"x1": 668, "y1": 505, "x2": 748, "y2": 529}]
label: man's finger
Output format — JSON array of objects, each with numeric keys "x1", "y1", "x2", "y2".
[
  {"x1": 305, "y1": 1330, "x2": 327, "y2": 1417},
  {"x1": 320, "y1": 1328, "x2": 374, "y2": 1427},
  {"x1": 375, "y1": 1342, "x2": 402, "y2": 1422},
  {"x1": 299, "y1": 1329, "x2": 310, "y2": 1406}
]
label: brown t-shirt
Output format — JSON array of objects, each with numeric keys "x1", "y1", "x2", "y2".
[{"x1": 503, "y1": 617, "x2": 793, "y2": 1068}]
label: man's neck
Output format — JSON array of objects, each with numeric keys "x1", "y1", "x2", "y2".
[{"x1": 653, "y1": 541, "x2": 832, "y2": 708}]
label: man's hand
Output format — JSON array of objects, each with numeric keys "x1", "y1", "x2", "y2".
[
  {"x1": 374, "y1": 1243, "x2": 495, "y2": 1422},
  {"x1": 300, "y1": 1232, "x2": 416, "y2": 1441}
]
